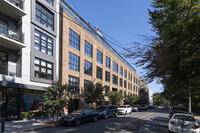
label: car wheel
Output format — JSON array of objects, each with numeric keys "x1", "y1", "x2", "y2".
[
  {"x1": 75, "y1": 119, "x2": 80, "y2": 126},
  {"x1": 114, "y1": 113, "x2": 117, "y2": 117},
  {"x1": 105, "y1": 114, "x2": 108, "y2": 119},
  {"x1": 93, "y1": 116, "x2": 98, "y2": 122},
  {"x1": 130, "y1": 111, "x2": 132, "y2": 114},
  {"x1": 168, "y1": 130, "x2": 171, "y2": 133},
  {"x1": 125, "y1": 111, "x2": 127, "y2": 115}
]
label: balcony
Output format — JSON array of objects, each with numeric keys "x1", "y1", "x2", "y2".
[
  {"x1": 0, "y1": 0, "x2": 26, "y2": 20},
  {"x1": 0, "y1": 27, "x2": 25, "y2": 50}
]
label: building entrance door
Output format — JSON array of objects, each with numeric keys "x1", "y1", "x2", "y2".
[{"x1": 6, "y1": 95, "x2": 19, "y2": 120}]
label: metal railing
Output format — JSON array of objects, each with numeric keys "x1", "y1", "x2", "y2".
[
  {"x1": 0, "y1": 27, "x2": 24, "y2": 44},
  {"x1": 8, "y1": 0, "x2": 24, "y2": 10}
]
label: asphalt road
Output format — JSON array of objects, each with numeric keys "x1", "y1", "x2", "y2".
[{"x1": 25, "y1": 108, "x2": 170, "y2": 133}]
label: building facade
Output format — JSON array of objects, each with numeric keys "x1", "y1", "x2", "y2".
[
  {"x1": 139, "y1": 80, "x2": 149, "y2": 104},
  {"x1": 59, "y1": 1, "x2": 141, "y2": 113},
  {"x1": 0, "y1": 0, "x2": 59, "y2": 120}
]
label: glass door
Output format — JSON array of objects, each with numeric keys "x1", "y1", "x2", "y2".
[{"x1": 6, "y1": 95, "x2": 19, "y2": 120}]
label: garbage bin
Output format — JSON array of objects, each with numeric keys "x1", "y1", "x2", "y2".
[{"x1": 0, "y1": 118, "x2": 5, "y2": 132}]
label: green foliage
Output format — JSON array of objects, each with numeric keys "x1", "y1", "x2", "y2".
[
  {"x1": 124, "y1": 95, "x2": 137, "y2": 105},
  {"x1": 43, "y1": 81, "x2": 68, "y2": 121},
  {"x1": 108, "y1": 90, "x2": 124, "y2": 105},
  {"x1": 82, "y1": 81, "x2": 105, "y2": 106},
  {"x1": 153, "y1": 92, "x2": 171, "y2": 106},
  {"x1": 22, "y1": 111, "x2": 53, "y2": 118},
  {"x1": 137, "y1": 96, "x2": 149, "y2": 105},
  {"x1": 124, "y1": 0, "x2": 200, "y2": 112}
]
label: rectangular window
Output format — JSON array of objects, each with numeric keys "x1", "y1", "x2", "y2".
[
  {"x1": 134, "y1": 77, "x2": 135, "y2": 83},
  {"x1": 84, "y1": 40, "x2": 92, "y2": 58},
  {"x1": 128, "y1": 82, "x2": 130, "y2": 90},
  {"x1": 97, "y1": 49, "x2": 103, "y2": 64},
  {"x1": 34, "y1": 58, "x2": 53, "y2": 80},
  {"x1": 124, "y1": 70, "x2": 127, "y2": 78},
  {"x1": 128, "y1": 73, "x2": 130, "y2": 80},
  {"x1": 113, "y1": 61, "x2": 118, "y2": 73},
  {"x1": 34, "y1": 29, "x2": 53, "y2": 56},
  {"x1": 124, "y1": 80, "x2": 127, "y2": 88},
  {"x1": 136, "y1": 86, "x2": 137, "y2": 92},
  {"x1": 0, "y1": 51, "x2": 8, "y2": 75},
  {"x1": 120, "y1": 66, "x2": 123, "y2": 76},
  {"x1": 105, "y1": 56, "x2": 110, "y2": 68},
  {"x1": 96, "y1": 66, "x2": 102, "y2": 79},
  {"x1": 84, "y1": 80, "x2": 90, "y2": 91},
  {"x1": 36, "y1": 2, "x2": 54, "y2": 30},
  {"x1": 69, "y1": 28, "x2": 80, "y2": 50},
  {"x1": 68, "y1": 75, "x2": 79, "y2": 93},
  {"x1": 105, "y1": 86, "x2": 110, "y2": 96},
  {"x1": 105, "y1": 71, "x2": 110, "y2": 82},
  {"x1": 112, "y1": 74, "x2": 118, "y2": 85},
  {"x1": 131, "y1": 74, "x2": 132, "y2": 81},
  {"x1": 84, "y1": 60, "x2": 92, "y2": 76},
  {"x1": 46, "y1": 0, "x2": 54, "y2": 6},
  {"x1": 69, "y1": 52, "x2": 80, "y2": 71},
  {"x1": 0, "y1": 19, "x2": 7, "y2": 35},
  {"x1": 133, "y1": 85, "x2": 135, "y2": 92},
  {"x1": 136, "y1": 78, "x2": 138, "y2": 84},
  {"x1": 120, "y1": 78, "x2": 123, "y2": 87}
]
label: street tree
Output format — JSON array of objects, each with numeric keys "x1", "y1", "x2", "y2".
[
  {"x1": 43, "y1": 81, "x2": 68, "y2": 121},
  {"x1": 108, "y1": 90, "x2": 124, "y2": 105},
  {"x1": 124, "y1": 0, "x2": 200, "y2": 111},
  {"x1": 124, "y1": 95, "x2": 138, "y2": 105},
  {"x1": 82, "y1": 81, "x2": 105, "y2": 108}
]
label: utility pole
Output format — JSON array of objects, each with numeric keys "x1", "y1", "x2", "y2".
[{"x1": 189, "y1": 86, "x2": 191, "y2": 113}]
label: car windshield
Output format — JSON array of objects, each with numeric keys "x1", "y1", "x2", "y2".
[
  {"x1": 119, "y1": 106, "x2": 127, "y2": 108},
  {"x1": 174, "y1": 115, "x2": 195, "y2": 122},
  {"x1": 172, "y1": 107, "x2": 188, "y2": 112},
  {"x1": 71, "y1": 110, "x2": 84, "y2": 114},
  {"x1": 97, "y1": 106, "x2": 107, "y2": 110}
]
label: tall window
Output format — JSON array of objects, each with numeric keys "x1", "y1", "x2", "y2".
[
  {"x1": 105, "y1": 86, "x2": 110, "y2": 96},
  {"x1": 0, "y1": 51, "x2": 8, "y2": 75},
  {"x1": 0, "y1": 19, "x2": 7, "y2": 35},
  {"x1": 84, "y1": 60, "x2": 92, "y2": 76},
  {"x1": 68, "y1": 75, "x2": 79, "y2": 93},
  {"x1": 69, "y1": 52, "x2": 79, "y2": 71},
  {"x1": 136, "y1": 86, "x2": 137, "y2": 92},
  {"x1": 46, "y1": 0, "x2": 54, "y2": 6},
  {"x1": 105, "y1": 56, "x2": 110, "y2": 68},
  {"x1": 136, "y1": 78, "x2": 138, "y2": 84},
  {"x1": 112, "y1": 74, "x2": 118, "y2": 85},
  {"x1": 36, "y1": 2, "x2": 54, "y2": 30},
  {"x1": 128, "y1": 82, "x2": 130, "y2": 90},
  {"x1": 34, "y1": 29, "x2": 53, "y2": 56},
  {"x1": 113, "y1": 61, "x2": 118, "y2": 73},
  {"x1": 124, "y1": 80, "x2": 127, "y2": 88},
  {"x1": 96, "y1": 66, "x2": 102, "y2": 79},
  {"x1": 124, "y1": 70, "x2": 127, "y2": 78},
  {"x1": 120, "y1": 78, "x2": 123, "y2": 87},
  {"x1": 134, "y1": 77, "x2": 135, "y2": 83},
  {"x1": 97, "y1": 49, "x2": 103, "y2": 64},
  {"x1": 34, "y1": 58, "x2": 53, "y2": 80},
  {"x1": 120, "y1": 66, "x2": 123, "y2": 76},
  {"x1": 69, "y1": 28, "x2": 80, "y2": 50},
  {"x1": 84, "y1": 40, "x2": 92, "y2": 58},
  {"x1": 128, "y1": 73, "x2": 130, "y2": 80},
  {"x1": 105, "y1": 71, "x2": 110, "y2": 82},
  {"x1": 133, "y1": 85, "x2": 135, "y2": 91}
]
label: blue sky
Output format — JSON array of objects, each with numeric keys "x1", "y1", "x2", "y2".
[{"x1": 65, "y1": 0, "x2": 163, "y2": 93}]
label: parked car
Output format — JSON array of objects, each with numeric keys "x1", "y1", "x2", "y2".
[
  {"x1": 162, "y1": 105, "x2": 170, "y2": 109},
  {"x1": 96, "y1": 105, "x2": 118, "y2": 119},
  {"x1": 168, "y1": 113, "x2": 200, "y2": 133},
  {"x1": 141, "y1": 105, "x2": 148, "y2": 110},
  {"x1": 118, "y1": 105, "x2": 132, "y2": 115},
  {"x1": 132, "y1": 105, "x2": 141, "y2": 112},
  {"x1": 59, "y1": 109, "x2": 98, "y2": 126},
  {"x1": 169, "y1": 107, "x2": 191, "y2": 118}
]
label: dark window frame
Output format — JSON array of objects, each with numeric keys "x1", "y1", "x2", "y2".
[
  {"x1": 97, "y1": 49, "x2": 103, "y2": 64},
  {"x1": 96, "y1": 66, "x2": 102, "y2": 79},
  {"x1": 68, "y1": 75, "x2": 79, "y2": 93},
  {"x1": 34, "y1": 29, "x2": 53, "y2": 56},
  {"x1": 105, "y1": 71, "x2": 110, "y2": 82},
  {"x1": 35, "y1": 2, "x2": 54, "y2": 30},
  {"x1": 0, "y1": 51, "x2": 8, "y2": 75},
  {"x1": 69, "y1": 28, "x2": 80, "y2": 50},
  {"x1": 34, "y1": 57, "x2": 53, "y2": 80},
  {"x1": 84, "y1": 60, "x2": 92, "y2": 76},
  {"x1": 113, "y1": 61, "x2": 118, "y2": 73},
  {"x1": 112, "y1": 74, "x2": 118, "y2": 85},
  {"x1": 84, "y1": 40, "x2": 92, "y2": 58},
  {"x1": 105, "y1": 56, "x2": 110, "y2": 68},
  {"x1": 68, "y1": 52, "x2": 80, "y2": 72}
]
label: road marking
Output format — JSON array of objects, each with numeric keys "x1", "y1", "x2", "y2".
[{"x1": 114, "y1": 112, "x2": 155, "y2": 130}]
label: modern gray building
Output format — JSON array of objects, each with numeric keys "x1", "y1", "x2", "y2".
[{"x1": 0, "y1": 0, "x2": 59, "y2": 120}]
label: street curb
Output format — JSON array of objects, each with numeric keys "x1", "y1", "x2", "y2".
[{"x1": 11, "y1": 124, "x2": 59, "y2": 133}]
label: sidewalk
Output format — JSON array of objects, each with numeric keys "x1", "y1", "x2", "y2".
[{"x1": 0, "y1": 118, "x2": 59, "y2": 133}]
